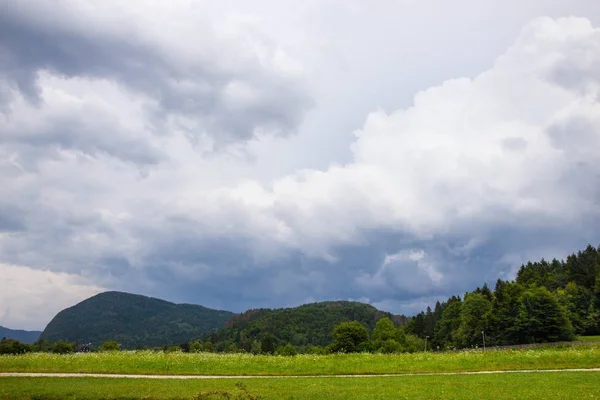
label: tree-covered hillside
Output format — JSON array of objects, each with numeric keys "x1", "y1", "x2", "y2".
[
  {"x1": 206, "y1": 301, "x2": 409, "y2": 352},
  {"x1": 405, "y1": 244, "x2": 600, "y2": 349},
  {"x1": 0, "y1": 326, "x2": 41, "y2": 344},
  {"x1": 38, "y1": 291, "x2": 233, "y2": 349}
]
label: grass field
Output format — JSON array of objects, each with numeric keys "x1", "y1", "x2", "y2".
[
  {"x1": 578, "y1": 336, "x2": 600, "y2": 342},
  {"x1": 1, "y1": 372, "x2": 599, "y2": 399},
  {"x1": 1, "y1": 346, "x2": 600, "y2": 376}
]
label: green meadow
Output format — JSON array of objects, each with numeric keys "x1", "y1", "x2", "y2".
[
  {"x1": 1, "y1": 372, "x2": 599, "y2": 400},
  {"x1": 577, "y1": 336, "x2": 600, "y2": 342},
  {"x1": 1, "y1": 346, "x2": 600, "y2": 376}
]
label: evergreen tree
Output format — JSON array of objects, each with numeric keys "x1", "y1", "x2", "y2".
[
  {"x1": 432, "y1": 296, "x2": 462, "y2": 349},
  {"x1": 261, "y1": 333, "x2": 276, "y2": 354},
  {"x1": 455, "y1": 292, "x2": 492, "y2": 347}
]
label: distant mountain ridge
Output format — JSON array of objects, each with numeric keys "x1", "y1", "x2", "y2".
[
  {"x1": 0, "y1": 326, "x2": 41, "y2": 344},
  {"x1": 38, "y1": 291, "x2": 233, "y2": 349},
  {"x1": 38, "y1": 291, "x2": 409, "y2": 350}
]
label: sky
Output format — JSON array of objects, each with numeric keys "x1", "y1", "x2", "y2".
[{"x1": 1, "y1": 0, "x2": 600, "y2": 331}]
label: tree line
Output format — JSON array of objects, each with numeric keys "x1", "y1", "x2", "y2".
[
  {"x1": 405, "y1": 244, "x2": 600, "y2": 349},
  {"x1": 0, "y1": 338, "x2": 123, "y2": 354}
]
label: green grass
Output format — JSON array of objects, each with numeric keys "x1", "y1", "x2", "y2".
[
  {"x1": 1, "y1": 372, "x2": 599, "y2": 399},
  {"x1": 1, "y1": 346, "x2": 600, "y2": 376},
  {"x1": 577, "y1": 336, "x2": 600, "y2": 342}
]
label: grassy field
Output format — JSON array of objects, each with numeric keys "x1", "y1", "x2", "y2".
[
  {"x1": 1, "y1": 372, "x2": 599, "y2": 399},
  {"x1": 1, "y1": 346, "x2": 600, "y2": 376},
  {"x1": 578, "y1": 336, "x2": 600, "y2": 342}
]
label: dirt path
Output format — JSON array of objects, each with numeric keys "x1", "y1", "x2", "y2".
[{"x1": 2, "y1": 368, "x2": 600, "y2": 379}]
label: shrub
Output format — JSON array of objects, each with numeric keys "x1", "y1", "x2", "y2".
[
  {"x1": 379, "y1": 339, "x2": 401, "y2": 354},
  {"x1": 402, "y1": 334, "x2": 425, "y2": 353},
  {"x1": 306, "y1": 345, "x2": 326, "y2": 355},
  {"x1": 164, "y1": 345, "x2": 182, "y2": 353},
  {"x1": 189, "y1": 341, "x2": 202, "y2": 353},
  {"x1": 52, "y1": 341, "x2": 74, "y2": 354},
  {"x1": 101, "y1": 341, "x2": 120, "y2": 352},
  {"x1": 0, "y1": 338, "x2": 33, "y2": 355},
  {"x1": 251, "y1": 340, "x2": 262, "y2": 355},
  {"x1": 276, "y1": 343, "x2": 297, "y2": 356}
]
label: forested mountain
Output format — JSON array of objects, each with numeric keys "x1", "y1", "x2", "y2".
[
  {"x1": 205, "y1": 301, "x2": 410, "y2": 352},
  {"x1": 38, "y1": 291, "x2": 233, "y2": 349},
  {"x1": 0, "y1": 326, "x2": 41, "y2": 344},
  {"x1": 405, "y1": 244, "x2": 600, "y2": 349}
]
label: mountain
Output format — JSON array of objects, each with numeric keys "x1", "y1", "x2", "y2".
[
  {"x1": 208, "y1": 301, "x2": 409, "y2": 351},
  {"x1": 0, "y1": 326, "x2": 41, "y2": 344},
  {"x1": 38, "y1": 291, "x2": 233, "y2": 349}
]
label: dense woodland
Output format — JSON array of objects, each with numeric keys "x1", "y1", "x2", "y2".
[
  {"x1": 405, "y1": 244, "x2": 600, "y2": 349},
  {"x1": 3, "y1": 243, "x2": 598, "y2": 355},
  {"x1": 202, "y1": 301, "x2": 409, "y2": 353}
]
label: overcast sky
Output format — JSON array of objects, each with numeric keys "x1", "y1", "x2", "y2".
[{"x1": 2, "y1": 0, "x2": 600, "y2": 330}]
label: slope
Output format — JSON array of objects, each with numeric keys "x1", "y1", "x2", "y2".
[
  {"x1": 0, "y1": 326, "x2": 41, "y2": 344},
  {"x1": 38, "y1": 291, "x2": 233, "y2": 349}
]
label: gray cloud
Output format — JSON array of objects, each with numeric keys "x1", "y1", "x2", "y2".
[
  {"x1": 0, "y1": 1, "x2": 311, "y2": 163},
  {"x1": 0, "y1": 205, "x2": 26, "y2": 233}
]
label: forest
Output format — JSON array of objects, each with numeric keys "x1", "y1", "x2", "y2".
[{"x1": 405, "y1": 244, "x2": 600, "y2": 349}]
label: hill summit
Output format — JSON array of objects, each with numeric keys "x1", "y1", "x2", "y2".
[{"x1": 38, "y1": 291, "x2": 233, "y2": 349}]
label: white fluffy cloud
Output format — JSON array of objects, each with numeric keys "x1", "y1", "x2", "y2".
[{"x1": 203, "y1": 16, "x2": 600, "y2": 251}]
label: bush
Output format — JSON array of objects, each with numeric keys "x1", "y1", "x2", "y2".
[
  {"x1": 189, "y1": 341, "x2": 202, "y2": 353},
  {"x1": 101, "y1": 341, "x2": 120, "y2": 352},
  {"x1": 164, "y1": 345, "x2": 182, "y2": 353},
  {"x1": 378, "y1": 339, "x2": 401, "y2": 354},
  {"x1": 306, "y1": 345, "x2": 326, "y2": 355},
  {"x1": 226, "y1": 343, "x2": 245, "y2": 353},
  {"x1": 251, "y1": 340, "x2": 262, "y2": 355},
  {"x1": 276, "y1": 343, "x2": 297, "y2": 356},
  {"x1": 402, "y1": 334, "x2": 425, "y2": 353},
  {"x1": 0, "y1": 338, "x2": 33, "y2": 355},
  {"x1": 52, "y1": 341, "x2": 74, "y2": 354}
]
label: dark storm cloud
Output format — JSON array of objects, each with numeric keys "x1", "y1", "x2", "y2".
[
  {"x1": 0, "y1": 2, "x2": 311, "y2": 155},
  {"x1": 4, "y1": 115, "x2": 166, "y2": 167},
  {"x1": 99, "y1": 213, "x2": 600, "y2": 316},
  {"x1": 0, "y1": 205, "x2": 27, "y2": 233}
]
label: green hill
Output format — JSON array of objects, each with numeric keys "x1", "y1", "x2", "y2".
[
  {"x1": 208, "y1": 301, "x2": 409, "y2": 351},
  {"x1": 0, "y1": 326, "x2": 41, "y2": 344},
  {"x1": 38, "y1": 291, "x2": 233, "y2": 349}
]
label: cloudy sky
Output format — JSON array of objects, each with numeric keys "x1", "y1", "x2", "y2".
[{"x1": 2, "y1": 0, "x2": 600, "y2": 330}]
